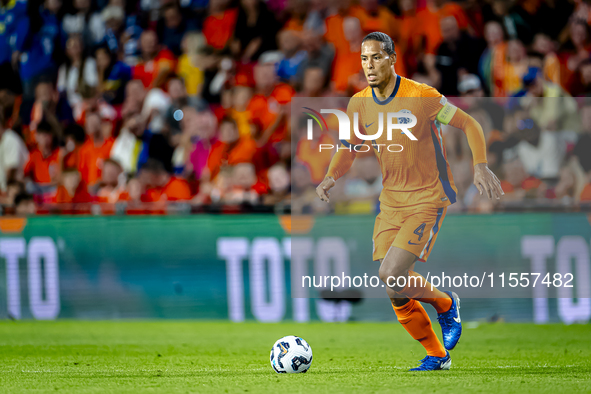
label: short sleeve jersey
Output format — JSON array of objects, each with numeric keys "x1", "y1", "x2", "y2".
[{"x1": 343, "y1": 75, "x2": 458, "y2": 210}]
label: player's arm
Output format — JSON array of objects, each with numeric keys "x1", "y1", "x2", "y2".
[
  {"x1": 316, "y1": 147, "x2": 354, "y2": 202},
  {"x1": 316, "y1": 101, "x2": 362, "y2": 203},
  {"x1": 436, "y1": 102, "x2": 504, "y2": 199}
]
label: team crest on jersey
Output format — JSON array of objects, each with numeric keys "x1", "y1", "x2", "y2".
[{"x1": 398, "y1": 109, "x2": 413, "y2": 124}]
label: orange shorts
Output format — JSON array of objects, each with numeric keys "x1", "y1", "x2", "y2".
[{"x1": 372, "y1": 206, "x2": 447, "y2": 262}]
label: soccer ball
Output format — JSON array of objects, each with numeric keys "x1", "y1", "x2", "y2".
[{"x1": 269, "y1": 336, "x2": 313, "y2": 374}]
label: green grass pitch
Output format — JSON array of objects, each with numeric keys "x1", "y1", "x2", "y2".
[{"x1": 0, "y1": 321, "x2": 590, "y2": 393}]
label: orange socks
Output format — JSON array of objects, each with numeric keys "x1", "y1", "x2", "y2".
[
  {"x1": 392, "y1": 299, "x2": 447, "y2": 357},
  {"x1": 397, "y1": 271, "x2": 452, "y2": 314}
]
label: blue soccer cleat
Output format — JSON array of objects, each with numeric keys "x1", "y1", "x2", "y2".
[
  {"x1": 437, "y1": 291, "x2": 462, "y2": 350},
  {"x1": 409, "y1": 351, "x2": 451, "y2": 371}
]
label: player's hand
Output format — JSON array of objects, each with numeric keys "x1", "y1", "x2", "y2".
[
  {"x1": 316, "y1": 176, "x2": 336, "y2": 203},
  {"x1": 474, "y1": 163, "x2": 504, "y2": 200}
]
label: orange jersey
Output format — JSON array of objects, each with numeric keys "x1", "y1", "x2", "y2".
[
  {"x1": 24, "y1": 148, "x2": 62, "y2": 184},
  {"x1": 78, "y1": 137, "x2": 115, "y2": 186},
  {"x1": 328, "y1": 76, "x2": 458, "y2": 210}
]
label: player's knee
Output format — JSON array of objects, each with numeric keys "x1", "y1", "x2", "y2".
[
  {"x1": 378, "y1": 264, "x2": 408, "y2": 290},
  {"x1": 378, "y1": 263, "x2": 407, "y2": 288},
  {"x1": 378, "y1": 263, "x2": 392, "y2": 284}
]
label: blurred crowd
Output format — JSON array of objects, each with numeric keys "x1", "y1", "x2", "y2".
[{"x1": 1, "y1": 0, "x2": 591, "y2": 215}]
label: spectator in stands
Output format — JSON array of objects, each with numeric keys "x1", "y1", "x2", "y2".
[
  {"x1": 144, "y1": 97, "x2": 178, "y2": 172},
  {"x1": 514, "y1": 67, "x2": 579, "y2": 133},
  {"x1": 62, "y1": 123, "x2": 86, "y2": 170},
  {"x1": 208, "y1": 166, "x2": 232, "y2": 203},
  {"x1": 142, "y1": 81, "x2": 171, "y2": 134},
  {"x1": 96, "y1": 44, "x2": 132, "y2": 106},
  {"x1": 496, "y1": 157, "x2": 544, "y2": 201},
  {"x1": 329, "y1": 15, "x2": 364, "y2": 93},
  {"x1": 222, "y1": 162, "x2": 261, "y2": 204},
  {"x1": 101, "y1": 5, "x2": 126, "y2": 55},
  {"x1": 397, "y1": 0, "x2": 441, "y2": 77},
  {"x1": 558, "y1": 19, "x2": 591, "y2": 94},
  {"x1": 202, "y1": 0, "x2": 238, "y2": 51},
  {"x1": 168, "y1": 107, "x2": 196, "y2": 176},
  {"x1": 176, "y1": 32, "x2": 206, "y2": 97},
  {"x1": 78, "y1": 112, "x2": 114, "y2": 186},
  {"x1": 0, "y1": 89, "x2": 20, "y2": 130},
  {"x1": 276, "y1": 29, "x2": 307, "y2": 83},
  {"x1": 62, "y1": 0, "x2": 105, "y2": 49},
  {"x1": 434, "y1": 16, "x2": 485, "y2": 95},
  {"x1": 188, "y1": 107, "x2": 218, "y2": 181},
  {"x1": 225, "y1": 85, "x2": 254, "y2": 138},
  {"x1": 300, "y1": 67, "x2": 328, "y2": 97},
  {"x1": 119, "y1": 177, "x2": 142, "y2": 203},
  {"x1": 295, "y1": 29, "x2": 334, "y2": 90},
  {"x1": 110, "y1": 112, "x2": 145, "y2": 175},
  {"x1": 24, "y1": 121, "x2": 61, "y2": 187},
  {"x1": 0, "y1": 112, "x2": 28, "y2": 193},
  {"x1": 14, "y1": 192, "x2": 36, "y2": 215},
  {"x1": 323, "y1": 0, "x2": 357, "y2": 52},
  {"x1": 283, "y1": 0, "x2": 323, "y2": 33},
  {"x1": 249, "y1": 51, "x2": 294, "y2": 147},
  {"x1": 157, "y1": 4, "x2": 197, "y2": 57},
  {"x1": 574, "y1": 101, "x2": 591, "y2": 201},
  {"x1": 133, "y1": 30, "x2": 176, "y2": 89},
  {"x1": 139, "y1": 158, "x2": 192, "y2": 201},
  {"x1": 120, "y1": 13, "x2": 143, "y2": 67},
  {"x1": 575, "y1": 59, "x2": 591, "y2": 96},
  {"x1": 17, "y1": 0, "x2": 66, "y2": 98},
  {"x1": 352, "y1": 0, "x2": 404, "y2": 76},
  {"x1": 262, "y1": 163, "x2": 290, "y2": 206},
  {"x1": 0, "y1": 180, "x2": 24, "y2": 208},
  {"x1": 291, "y1": 163, "x2": 328, "y2": 214},
  {"x1": 232, "y1": 0, "x2": 281, "y2": 63},
  {"x1": 491, "y1": 38, "x2": 528, "y2": 97},
  {"x1": 57, "y1": 35, "x2": 99, "y2": 107},
  {"x1": 207, "y1": 116, "x2": 256, "y2": 180},
  {"x1": 458, "y1": 73, "x2": 504, "y2": 135},
  {"x1": 27, "y1": 81, "x2": 74, "y2": 146},
  {"x1": 164, "y1": 78, "x2": 190, "y2": 135},
  {"x1": 122, "y1": 79, "x2": 146, "y2": 115},
  {"x1": 94, "y1": 158, "x2": 125, "y2": 203},
  {"x1": 52, "y1": 166, "x2": 92, "y2": 203},
  {"x1": 509, "y1": 110, "x2": 566, "y2": 180},
  {"x1": 479, "y1": 21, "x2": 505, "y2": 95},
  {"x1": 0, "y1": 0, "x2": 26, "y2": 95},
  {"x1": 484, "y1": 0, "x2": 532, "y2": 44},
  {"x1": 531, "y1": 33, "x2": 561, "y2": 87}
]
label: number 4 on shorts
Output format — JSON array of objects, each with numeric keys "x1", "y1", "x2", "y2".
[{"x1": 414, "y1": 223, "x2": 426, "y2": 241}]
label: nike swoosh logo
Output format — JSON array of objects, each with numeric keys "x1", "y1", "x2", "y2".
[
  {"x1": 364, "y1": 122, "x2": 374, "y2": 128},
  {"x1": 453, "y1": 316, "x2": 461, "y2": 323},
  {"x1": 408, "y1": 241, "x2": 420, "y2": 245}
]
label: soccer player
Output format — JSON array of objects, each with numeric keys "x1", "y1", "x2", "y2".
[{"x1": 315, "y1": 32, "x2": 503, "y2": 371}]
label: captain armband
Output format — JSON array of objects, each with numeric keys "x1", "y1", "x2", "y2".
[{"x1": 435, "y1": 99, "x2": 458, "y2": 125}]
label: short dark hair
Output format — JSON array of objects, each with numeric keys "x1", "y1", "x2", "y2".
[
  {"x1": 140, "y1": 158, "x2": 166, "y2": 174},
  {"x1": 14, "y1": 192, "x2": 34, "y2": 207},
  {"x1": 36, "y1": 120, "x2": 53, "y2": 134},
  {"x1": 64, "y1": 123, "x2": 86, "y2": 144},
  {"x1": 220, "y1": 116, "x2": 237, "y2": 127},
  {"x1": 362, "y1": 32, "x2": 395, "y2": 55}
]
